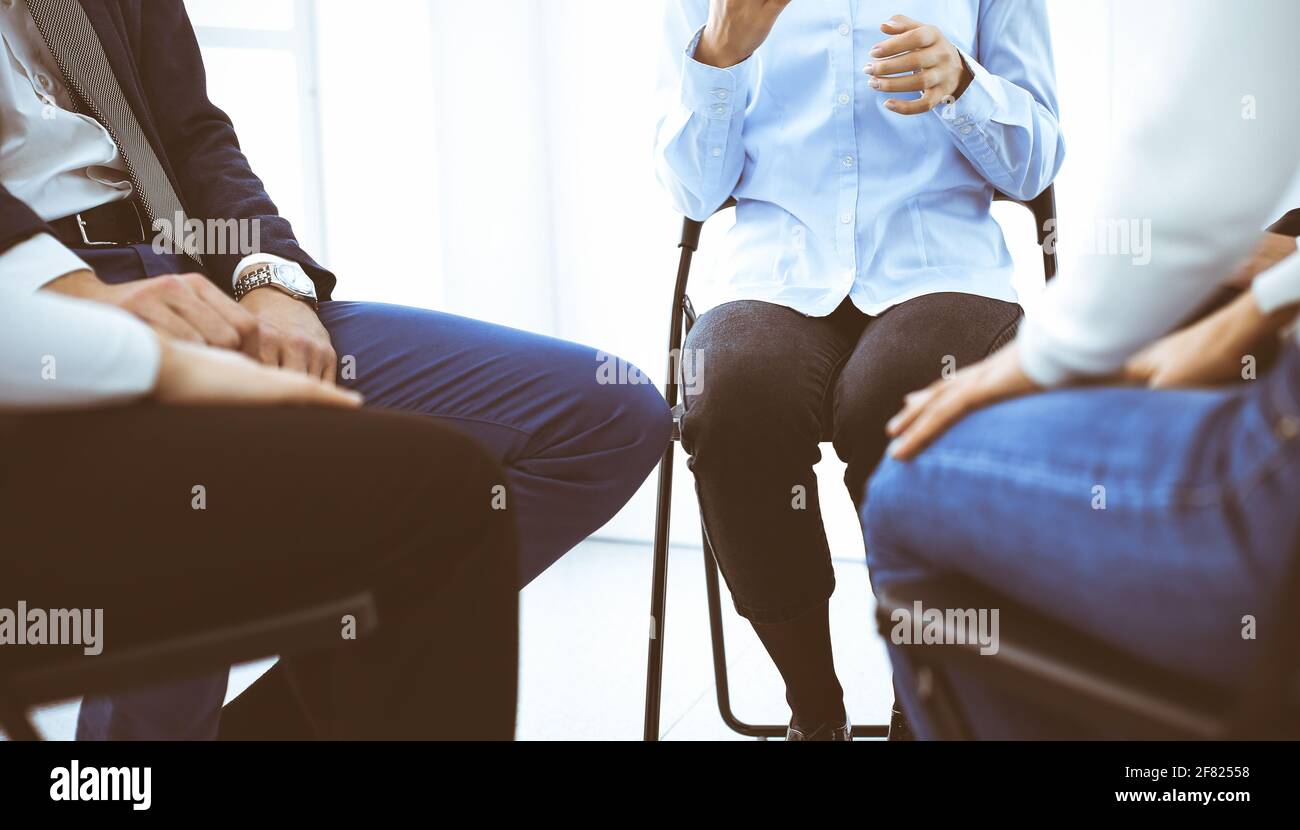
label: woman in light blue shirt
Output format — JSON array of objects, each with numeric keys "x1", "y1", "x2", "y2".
[{"x1": 654, "y1": 0, "x2": 1064, "y2": 739}]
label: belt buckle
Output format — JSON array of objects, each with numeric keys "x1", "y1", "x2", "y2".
[{"x1": 74, "y1": 201, "x2": 146, "y2": 246}]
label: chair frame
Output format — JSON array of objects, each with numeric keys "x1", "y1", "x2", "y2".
[
  {"x1": 642, "y1": 187, "x2": 1059, "y2": 740},
  {"x1": 0, "y1": 592, "x2": 378, "y2": 741},
  {"x1": 873, "y1": 539, "x2": 1299, "y2": 740}
]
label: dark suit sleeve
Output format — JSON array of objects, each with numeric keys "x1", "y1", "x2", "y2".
[
  {"x1": 130, "y1": 1, "x2": 337, "y2": 299},
  {"x1": 1268, "y1": 209, "x2": 1300, "y2": 238},
  {"x1": 0, "y1": 184, "x2": 54, "y2": 255}
]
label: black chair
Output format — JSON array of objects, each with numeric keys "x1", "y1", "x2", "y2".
[
  {"x1": 642, "y1": 186, "x2": 1059, "y2": 740},
  {"x1": 873, "y1": 541, "x2": 1300, "y2": 740},
  {"x1": 0, "y1": 592, "x2": 377, "y2": 741}
]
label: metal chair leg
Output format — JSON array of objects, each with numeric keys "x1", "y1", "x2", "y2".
[
  {"x1": 642, "y1": 443, "x2": 676, "y2": 741},
  {"x1": 702, "y1": 523, "x2": 890, "y2": 739}
]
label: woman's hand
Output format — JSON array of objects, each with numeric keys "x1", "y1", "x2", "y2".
[
  {"x1": 1123, "y1": 290, "x2": 1286, "y2": 389},
  {"x1": 865, "y1": 15, "x2": 974, "y2": 114},
  {"x1": 886, "y1": 344, "x2": 1041, "y2": 460},
  {"x1": 154, "y1": 337, "x2": 363, "y2": 408},
  {"x1": 1226, "y1": 232, "x2": 1298, "y2": 289}
]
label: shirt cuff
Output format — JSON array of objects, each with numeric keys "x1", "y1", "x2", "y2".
[
  {"x1": 934, "y1": 49, "x2": 1000, "y2": 132},
  {"x1": 680, "y1": 27, "x2": 755, "y2": 120},
  {"x1": 1251, "y1": 253, "x2": 1300, "y2": 313},
  {"x1": 1015, "y1": 317, "x2": 1076, "y2": 387},
  {"x1": 232, "y1": 252, "x2": 303, "y2": 290},
  {"x1": 0, "y1": 233, "x2": 92, "y2": 293}
]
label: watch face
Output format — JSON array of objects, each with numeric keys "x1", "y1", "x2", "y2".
[{"x1": 275, "y1": 265, "x2": 315, "y2": 296}]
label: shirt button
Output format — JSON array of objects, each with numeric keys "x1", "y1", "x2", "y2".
[
  {"x1": 838, "y1": 92, "x2": 851, "y2": 105},
  {"x1": 838, "y1": 22, "x2": 851, "y2": 36},
  {"x1": 842, "y1": 155, "x2": 855, "y2": 168},
  {"x1": 711, "y1": 148, "x2": 722, "y2": 158},
  {"x1": 36, "y1": 74, "x2": 52, "y2": 91},
  {"x1": 840, "y1": 212, "x2": 853, "y2": 225},
  {"x1": 712, "y1": 104, "x2": 728, "y2": 115},
  {"x1": 960, "y1": 125, "x2": 974, "y2": 135},
  {"x1": 714, "y1": 89, "x2": 729, "y2": 101}
]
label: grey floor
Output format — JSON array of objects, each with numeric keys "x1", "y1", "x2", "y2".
[{"x1": 19, "y1": 538, "x2": 895, "y2": 741}]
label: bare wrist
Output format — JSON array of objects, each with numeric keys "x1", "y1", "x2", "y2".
[{"x1": 694, "y1": 28, "x2": 746, "y2": 68}]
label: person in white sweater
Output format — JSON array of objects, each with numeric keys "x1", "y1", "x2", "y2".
[
  {"x1": 859, "y1": 0, "x2": 1300, "y2": 738},
  {"x1": 0, "y1": 291, "x2": 521, "y2": 739}
]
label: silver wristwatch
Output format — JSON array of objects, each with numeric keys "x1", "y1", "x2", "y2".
[{"x1": 234, "y1": 262, "x2": 318, "y2": 309}]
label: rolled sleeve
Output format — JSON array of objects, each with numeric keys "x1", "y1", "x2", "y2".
[
  {"x1": 1252, "y1": 255, "x2": 1300, "y2": 314},
  {"x1": 0, "y1": 233, "x2": 92, "y2": 293}
]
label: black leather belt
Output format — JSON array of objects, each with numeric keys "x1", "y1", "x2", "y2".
[{"x1": 49, "y1": 199, "x2": 147, "y2": 248}]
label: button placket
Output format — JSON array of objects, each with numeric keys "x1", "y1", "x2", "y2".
[{"x1": 831, "y1": 2, "x2": 859, "y2": 275}]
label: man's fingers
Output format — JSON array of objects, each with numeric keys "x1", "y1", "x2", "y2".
[
  {"x1": 310, "y1": 346, "x2": 338, "y2": 384},
  {"x1": 141, "y1": 303, "x2": 205, "y2": 344},
  {"x1": 184, "y1": 273, "x2": 260, "y2": 354},
  {"x1": 167, "y1": 290, "x2": 242, "y2": 351},
  {"x1": 280, "y1": 337, "x2": 312, "y2": 375}
]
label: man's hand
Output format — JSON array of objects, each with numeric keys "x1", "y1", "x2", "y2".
[
  {"x1": 1124, "y1": 290, "x2": 1291, "y2": 389},
  {"x1": 155, "y1": 337, "x2": 361, "y2": 408},
  {"x1": 886, "y1": 344, "x2": 1041, "y2": 460},
  {"x1": 865, "y1": 15, "x2": 973, "y2": 114},
  {"x1": 46, "y1": 269, "x2": 260, "y2": 357},
  {"x1": 238, "y1": 286, "x2": 337, "y2": 382},
  {"x1": 1226, "y1": 231, "x2": 1298, "y2": 289},
  {"x1": 695, "y1": 0, "x2": 792, "y2": 68}
]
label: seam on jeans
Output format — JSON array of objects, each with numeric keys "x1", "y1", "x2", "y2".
[{"x1": 915, "y1": 434, "x2": 1298, "y2": 511}]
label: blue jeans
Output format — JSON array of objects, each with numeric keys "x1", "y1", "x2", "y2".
[
  {"x1": 75, "y1": 246, "x2": 671, "y2": 740},
  {"x1": 861, "y1": 344, "x2": 1300, "y2": 739}
]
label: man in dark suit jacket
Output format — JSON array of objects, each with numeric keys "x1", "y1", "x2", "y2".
[{"x1": 1, "y1": 0, "x2": 670, "y2": 739}]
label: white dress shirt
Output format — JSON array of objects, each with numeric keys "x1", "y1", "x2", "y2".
[
  {"x1": 1016, "y1": 0, "x2": 1300, "y2": 385},
  {"x1": 0, "y1": 2, "x2": 306, "y2": 295},
  {"x1": 0, "y1": 286, "x2": 160, "y2": 408}
]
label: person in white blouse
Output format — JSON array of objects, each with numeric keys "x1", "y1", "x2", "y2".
[
  {"x1": 861, "y1": 0, "x2": 1300, "y2": 738},
  {"x1": 0, "y1": 289, "x2": 522, "y2": 739}
]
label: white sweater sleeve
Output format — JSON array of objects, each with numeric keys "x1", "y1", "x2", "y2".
[
  {"x1": 0, "y1": 289, "x2": 161, "y2": 409},
  {"x1": 1017, "y1": 0, "x2": 1300, "y2": 386}
]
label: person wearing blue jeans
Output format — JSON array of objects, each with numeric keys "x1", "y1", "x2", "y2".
[
  {"x1": 864, "y1": 343, "x2": 1300, "y2": 738},
  {"x1": 859, "y1": 0, "x2": 1300, "y2": 739},
  {"x1": 69, "y1": 245, "x2": 670, "y2": 740}
]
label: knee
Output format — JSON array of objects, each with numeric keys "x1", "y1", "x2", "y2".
[
  {"x1": 861, "y1": 456, "x2": 923, "y2": 576},
  {"x1": 681, "y1": 358, "x2": 815, "y2": 454},
  {"x1": 590, "y1": 362, "x2": 672, "y2": 475}
]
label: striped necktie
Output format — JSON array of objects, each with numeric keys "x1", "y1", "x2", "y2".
[{"x1": 25, "y1": 0, "x2": 196, "y2": 261}]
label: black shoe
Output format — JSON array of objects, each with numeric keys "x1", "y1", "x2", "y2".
[
  {"x1": 887, "y1": 700, "x2": 915, "y2": 741},
  {"x1": 786, "y1": 717, "x2": 852, "y2": 741}
]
